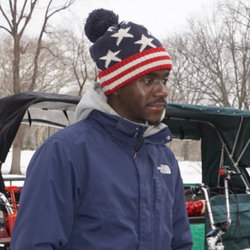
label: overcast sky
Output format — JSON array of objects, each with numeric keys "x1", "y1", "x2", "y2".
[
  {"x1": 0, "y1": 0, "x2": 218, "y2": 39},
  {"x1": 35, "y1": 0, "x2": 220, "y2": 38},
  {"x1": 50, "y1": 0, "x2": 218, "y2": 39}
]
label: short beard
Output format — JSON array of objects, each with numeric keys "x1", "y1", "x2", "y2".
[{"x1": 147, "y1": 119, "x2": 161, "y2": 126}]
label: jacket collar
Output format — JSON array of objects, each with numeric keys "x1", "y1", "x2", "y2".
[{"x1": 89, "y1": 110, "x2": 172, "y2": 144}]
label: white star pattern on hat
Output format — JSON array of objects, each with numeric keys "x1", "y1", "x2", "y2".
[
  {"x1": 111, "y1": 27, "x2": 134, "y2": 46},
  {"x1": 134, "y1": 35, "x2": 156, "y2": 52},
  {"x1": 100, "y1": 50, "x2": 121, "y2": 68},
  {"x1": 108, "y1": 26, "x2": 116, "y2": 32},
  {"x1": 121, "y1": 21, "x2": 129, "y2": 25}
]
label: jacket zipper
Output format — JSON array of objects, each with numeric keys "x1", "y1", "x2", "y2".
[
  {"x1": 133, "y1": 133, "x2": 145, "y2": 248},
  {"x1": 134, "y1": 134, "x2": 144, "y2": 159}
]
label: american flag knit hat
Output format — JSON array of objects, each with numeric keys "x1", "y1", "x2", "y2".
[{"x1": 84, "y1": 9, "x2": 172, "y2": 96}]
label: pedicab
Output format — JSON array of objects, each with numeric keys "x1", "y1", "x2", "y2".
[
  {"x1": 1, "y1": 91, "x2": 250, "y2": 249},
  {"x1": 0, "y1": 91, "x2": 80, "y2": 249},
  {"x1": 164, "y1": 103, "x2": 250, "y2": 250}
]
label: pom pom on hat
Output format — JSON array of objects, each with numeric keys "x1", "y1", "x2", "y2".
[
  {"x1": 85, "y1": 9, "x2": 172, "y2": 96},
  {"x1": 85, "y1": 9, "x2": 119, "y2": 43}
]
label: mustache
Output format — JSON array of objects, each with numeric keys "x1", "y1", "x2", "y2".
[{"x1": 146, "y1": 99, "x2": 167, "y2": 107}]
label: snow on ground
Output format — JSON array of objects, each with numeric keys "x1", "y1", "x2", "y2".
[
  {"x1": 1, "y1": 149, "x2": 33, "y2": 186},
  {"x1": 2, "y1": 150, "x2": 202, "y2": 186},
  {"x1": 179, "y1": 160, "x2": 202, "y2": 184},
  {"x1": 2, "y1": 149, "x2": 33, "y2": 175}
]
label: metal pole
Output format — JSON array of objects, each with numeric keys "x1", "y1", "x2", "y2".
[
  {"x1": 201, "y1": 185, "x2": 215, "y2": 230},
  {"x1": 224, "y1": 178, "x2": 232, "y2": 227},
  {"x1": 231, "y1": 116, "x2": 243, "y2": 157}
]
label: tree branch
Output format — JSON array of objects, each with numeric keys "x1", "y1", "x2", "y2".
[
  {"x1": 0, "y1": 25, "x2": 12, "y2": 35},
  {"x1": 0, "y1": 4, "x2": 13, "y2": 31},
  {"x1": 19, "y1": 0, "x2": 38, "y2": 38}
]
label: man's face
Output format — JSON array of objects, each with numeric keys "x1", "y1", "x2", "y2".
[{"x1": 110, "y1": 69, "x2": 170, "y2": 125}]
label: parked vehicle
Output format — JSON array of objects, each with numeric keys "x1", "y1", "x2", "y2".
[
  {"x1": 0, "y1": 92, "x2": 79, "y2": 249},
  {"x1": 1, "y1": 91, "x2": 250, "y2": 249},
  {"x1": 164, "y1": 103, "x2": 250, "y2": 250}
]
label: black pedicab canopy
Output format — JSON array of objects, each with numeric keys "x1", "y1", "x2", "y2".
[{"x1": 0, "y1": 91, "x2": 80, "y2": 164}]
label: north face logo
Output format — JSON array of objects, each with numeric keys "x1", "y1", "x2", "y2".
[{"x1": 157, "y1": 164, "x2": 171, "y2": 174}]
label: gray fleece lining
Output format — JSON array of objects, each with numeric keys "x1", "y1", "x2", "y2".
[{"x1": 75, "y1": 83, "x2": 168, "y2": 138}]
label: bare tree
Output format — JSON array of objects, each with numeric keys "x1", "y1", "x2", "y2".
[
  {"x1": 42, "y1": 29, "x2": 97, "y2": 96},
  {"x1": 164, "y1": 0, "x2": 250, "y2": 109},
  {"x1": 220, "y1": 0, "x2": 250, "y2": 109},
  {"x1": 164, "y1": 0, "x2": 249, "y2": 161},
  {"x1": 165, "y1": 35, "x2": 210, "y2": 104},
  {"x1": 0, "y1": 0, "x2": 75, "y2": 174},
  {"x1": 18, "y1": 37, "x2": 72, "y2": 93},
  {"x1": 0, "y1": 37, "x2": 13, "y2": 96},
  {"x1": 0, "y1": 34, "x2": 71, "y2": 95}
]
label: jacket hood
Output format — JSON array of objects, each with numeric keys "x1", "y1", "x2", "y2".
[
  {"x1": 76, "y1": 83, "x2": 117, "y2": 121},
  {"x1": 75, "y1": 83, "x2": 168, "y2": 138}
]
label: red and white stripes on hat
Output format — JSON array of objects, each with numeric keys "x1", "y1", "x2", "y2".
[{"x1": 99, "y1": 47, "x2": 172, "y2": 95}]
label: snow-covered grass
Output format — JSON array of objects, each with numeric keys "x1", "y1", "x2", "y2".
[
  {"x1": 2, "y1": 150, "x2": 202, "y2": 186},
  {"x1": 2, "y1": 149, "x2": 33, "y2": 175},
  {"x1": 1, "y1": 149, "x2": 33, "y2": 186},
  {"x1": 179, "y1": 160, "x2": 202, "y2": 184}
]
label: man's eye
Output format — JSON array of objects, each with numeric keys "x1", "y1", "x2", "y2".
[
  {"x1": 143, "y1": 78, "x2": 154, "y2": 84},
  {"x1": 161, "y1": 78, "x2": 169, "y2": 85},
  {"x1": 142, "y1": 78, "x2": 168, "y2": 85}
]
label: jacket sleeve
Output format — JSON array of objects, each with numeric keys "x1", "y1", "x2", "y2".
[
  {"x1": 171, "y1": 161, "x2": 193, "y2": 250},
  {"x1": 10, "y1": 137, "x2": 82, "y2": 250}
]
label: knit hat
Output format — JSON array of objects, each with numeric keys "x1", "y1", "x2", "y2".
[{"x1": 84, "y1": 9, "x2": 172, "y2": 96}]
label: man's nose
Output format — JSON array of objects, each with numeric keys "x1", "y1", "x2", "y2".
[{"x1": 154, "y1": 81, "x2": 168, "y2": 98}]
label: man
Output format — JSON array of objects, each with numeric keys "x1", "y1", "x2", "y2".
[{"x1": 11, "y1": 9, "x2": 192, "y2": 250}]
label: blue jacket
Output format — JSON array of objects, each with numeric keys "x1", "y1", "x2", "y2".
[{"x1": 11, "y1": 110, "x2": 192, "y2": 249}]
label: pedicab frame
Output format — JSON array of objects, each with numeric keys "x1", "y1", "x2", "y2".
[{"x1": 164, "y1": 103, "x2": 250, "y2": 250}]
